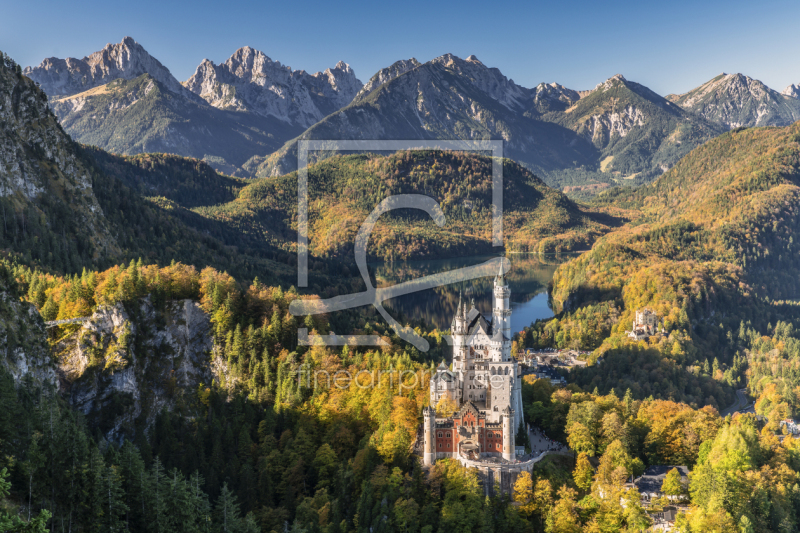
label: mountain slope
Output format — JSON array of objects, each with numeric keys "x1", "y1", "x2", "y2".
[
  {"x1": 183, "y1": 46, "x2": 362, "y2": 128},
  {"x1": 251, "y1": 53, "x2": 601, "y2": 179},
  {"x1": 49, "y1": 73, "x2": 302, "y2": 174},
  {"x1": 666, "y1": 73, "x2": 800, "y2": 128},
  {"x1": 550, "y1": 74, "x2": 725, "y2": 183}
]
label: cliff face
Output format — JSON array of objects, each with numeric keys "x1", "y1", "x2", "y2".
[
  {"x1": 55, "y1": 297, "x2": 218, "y2": 442},
  {"x1": 0, "y1": 277, "x2": 55, "y2": 385}
]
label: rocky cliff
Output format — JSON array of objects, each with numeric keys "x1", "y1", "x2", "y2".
[
  {"x1": 183, "y1": 46, "x2": 362, "y2": 128},
  {"x1": 784, "y1": 84, "x2": 800, "y2": 99},
  {"x1": 667, "y1": 73, "x2": 800, "y2": 128},
  {"x1": 55, "y1": 297, "x2": 218, "y2": 442}
]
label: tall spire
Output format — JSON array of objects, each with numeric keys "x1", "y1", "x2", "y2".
[
  {"x1": 495, "y1": 260, "x2": 506, "y2": 287},
  {"x1": 458, "y1": 290, "x2": 463, "y2": 317}
]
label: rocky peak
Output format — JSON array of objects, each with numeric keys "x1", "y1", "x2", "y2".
[
  {"x1": 784, "y1": 83, "x2": 800, "y2": 99},
  {"x1": 24, "y1": 36, "x2": 192, "y2": 99},
  {"x1": 183, "y1": 47, "x2": 361, "y2": 127},
  {"x1": 666, "y1": 72, "x2": 800, "y2": 128},
  {"x1": 429, "y1": 52, "x2": 529, "y2": 110}
]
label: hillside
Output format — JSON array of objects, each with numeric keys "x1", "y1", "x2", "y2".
[
  {"x1": 519, "y1": 121, "x2": 800, "y2": 409},
  {"x1": 198, "y1": 150, "x2": 630, "y2": 268},
  {"x1": 667, "y1": 73, "x2": 800, "y2": 129}
]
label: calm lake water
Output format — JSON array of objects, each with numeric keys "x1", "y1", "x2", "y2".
[{"x1": 369, "y1": 253, "x2": 575, "y2": 334}]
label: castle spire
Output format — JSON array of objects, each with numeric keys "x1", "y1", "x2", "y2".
[
  {"x1": 495, "y1": 260, "x2": 506, "y2": 287},
  {"x1": 458, "y1": 290, "x2": 463, "y2": 317}
]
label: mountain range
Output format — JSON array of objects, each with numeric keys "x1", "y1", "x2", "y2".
[{"x1": 21, "y1": 37, "x2": 800, "y2": 192}]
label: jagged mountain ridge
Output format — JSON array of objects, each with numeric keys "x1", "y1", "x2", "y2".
[
  {"x1": 24, "y1": 38, "x2": 361, "y2": 175},
  {"x1": 251, "y1": 53, "x2": 602, "y2": 179},
  {"x1": 48, "y1": 72, "x2": 303, "y2": 175},
  {"x1": 784, "y1": 83, "x2": 800, "y2": 99},
  {"x1": 666, "y1": 73, "x2": 800, "y2": 129},
  {"x1": 183, "y1": 46, "x2": 362, "y2": 128}
]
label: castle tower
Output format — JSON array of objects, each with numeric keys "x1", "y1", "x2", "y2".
[
  {"x1": 423, "y1": 406, "x2": 436, "y2": 466},
  {"x1": 502, "y1": 406, "x2": 515, "y2": 462},
  {"x1": 493, "y1": 263, "x2": 511, "y2": 361},
  {"x1": 452, "y1": 292, "x2": 468, "y2": 372}
]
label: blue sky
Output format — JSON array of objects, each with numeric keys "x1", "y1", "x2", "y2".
[{"x1": 2, "y1": 0, "x2": 798, "y2": 96}]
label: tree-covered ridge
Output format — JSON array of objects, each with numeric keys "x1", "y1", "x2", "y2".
[
  {"x1": 86, "y1": 148, "x2": 247, "y2": 208},
  {"x1": 199, "y1": 151, "x2": 629, "y2": 263}
]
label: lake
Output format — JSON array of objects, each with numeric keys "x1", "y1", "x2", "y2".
[{"x1": 369, "y1": 253, "x2": 576, "y2": 335}]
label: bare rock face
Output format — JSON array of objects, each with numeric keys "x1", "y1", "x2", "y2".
[
  {"x1": 183, "y1": 46, "x2": 362, "y2": 128},
  {"x1": 56, "y1": 297, "x2": 215, "y2": 442},
  {"x1": 784, "y1": 84, "x2": 800, "y2": 99},
  {"x1": 23, "y1": 36, "x2": 194, "y2": 99}
]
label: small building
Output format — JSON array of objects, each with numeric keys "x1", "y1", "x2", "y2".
[
  {"x1": 650, "y1": 507, "x2": 678, "y2": 531},
  {"x1": 781, "y1": 419, "x2": 800, "y2": 435},
  {"x1": 626, "y1": 465, "x2": 689, "y2": 504}
]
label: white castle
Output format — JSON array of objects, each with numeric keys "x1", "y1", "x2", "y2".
[{"x1": 423, "y1": 265, "x2": 524, "y2": 466}]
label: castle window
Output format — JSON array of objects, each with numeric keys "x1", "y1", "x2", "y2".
[
  {"x1": 439, "y1": 443, "x2": 442, "y2": 448},
  {"x1": 446, "y1": 433, "x2": 451, "y2": 438},
  {"x1": 438, "y1": 432, "x2": 443, "y2": 438}
]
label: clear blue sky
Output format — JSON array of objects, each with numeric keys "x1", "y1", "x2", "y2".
[{"x1": 2, "y1": 0, "x2": 798, "y2": 96}]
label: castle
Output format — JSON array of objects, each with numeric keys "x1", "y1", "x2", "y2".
[
  {"x1": 627, "y1": 308, "x2": 664, "y2": 340},
  {"x1": 423, "y1": 266, "x2": 524, "y2": 466}
]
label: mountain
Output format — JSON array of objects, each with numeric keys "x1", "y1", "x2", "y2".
[
  {"x1": 252, "y1": 56, "x2": 722, "y2": 191},
  {"x1": 48, "y1": 72, "x2": 301, "y2": 175},
  {"x1": 23, "y1": 36, "x2": 194, "y2": 99},
  {"x1": 250, "y1": 53, "x2": 601, "y2": 179},
  {"x1": 666, "y1": 73, "x2": 800, "y2": 129},
  {"x1": 549, "y1": 74, "x2": 725, "y2": 183},
  {"x1": 24, "y1": 38, "x2": 359, "y2": 175},
  {"x1": 1, "y1": 51, "x2": 295, "y2": 281},
  {"x1": 183, "y1": 46, "x2": 362, "y2": 128},
  {"x1": 784, "y1": 83, "x2": 800, "y2": 99}
]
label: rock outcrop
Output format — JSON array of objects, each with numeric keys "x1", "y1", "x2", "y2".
[
  {"x1": 56, "y1": 297, "x2": 216, "y2": 442},
  {"x1": 784, "y1": 84, "x2": 800, "y2": 99},
  {"x1": 183, "y1": 46, "x2": 362, "y2": 128}
]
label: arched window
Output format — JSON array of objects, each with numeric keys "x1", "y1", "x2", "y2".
[
  {"x1": 446, "y1": 433, "x2": 451, "y2": 438},
  {"x1": 439, "y1": 443, "x2": 442, "y2": 448},
  {"x1": 438, "y1": 432, "x2": 443, "y2": 438}
]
